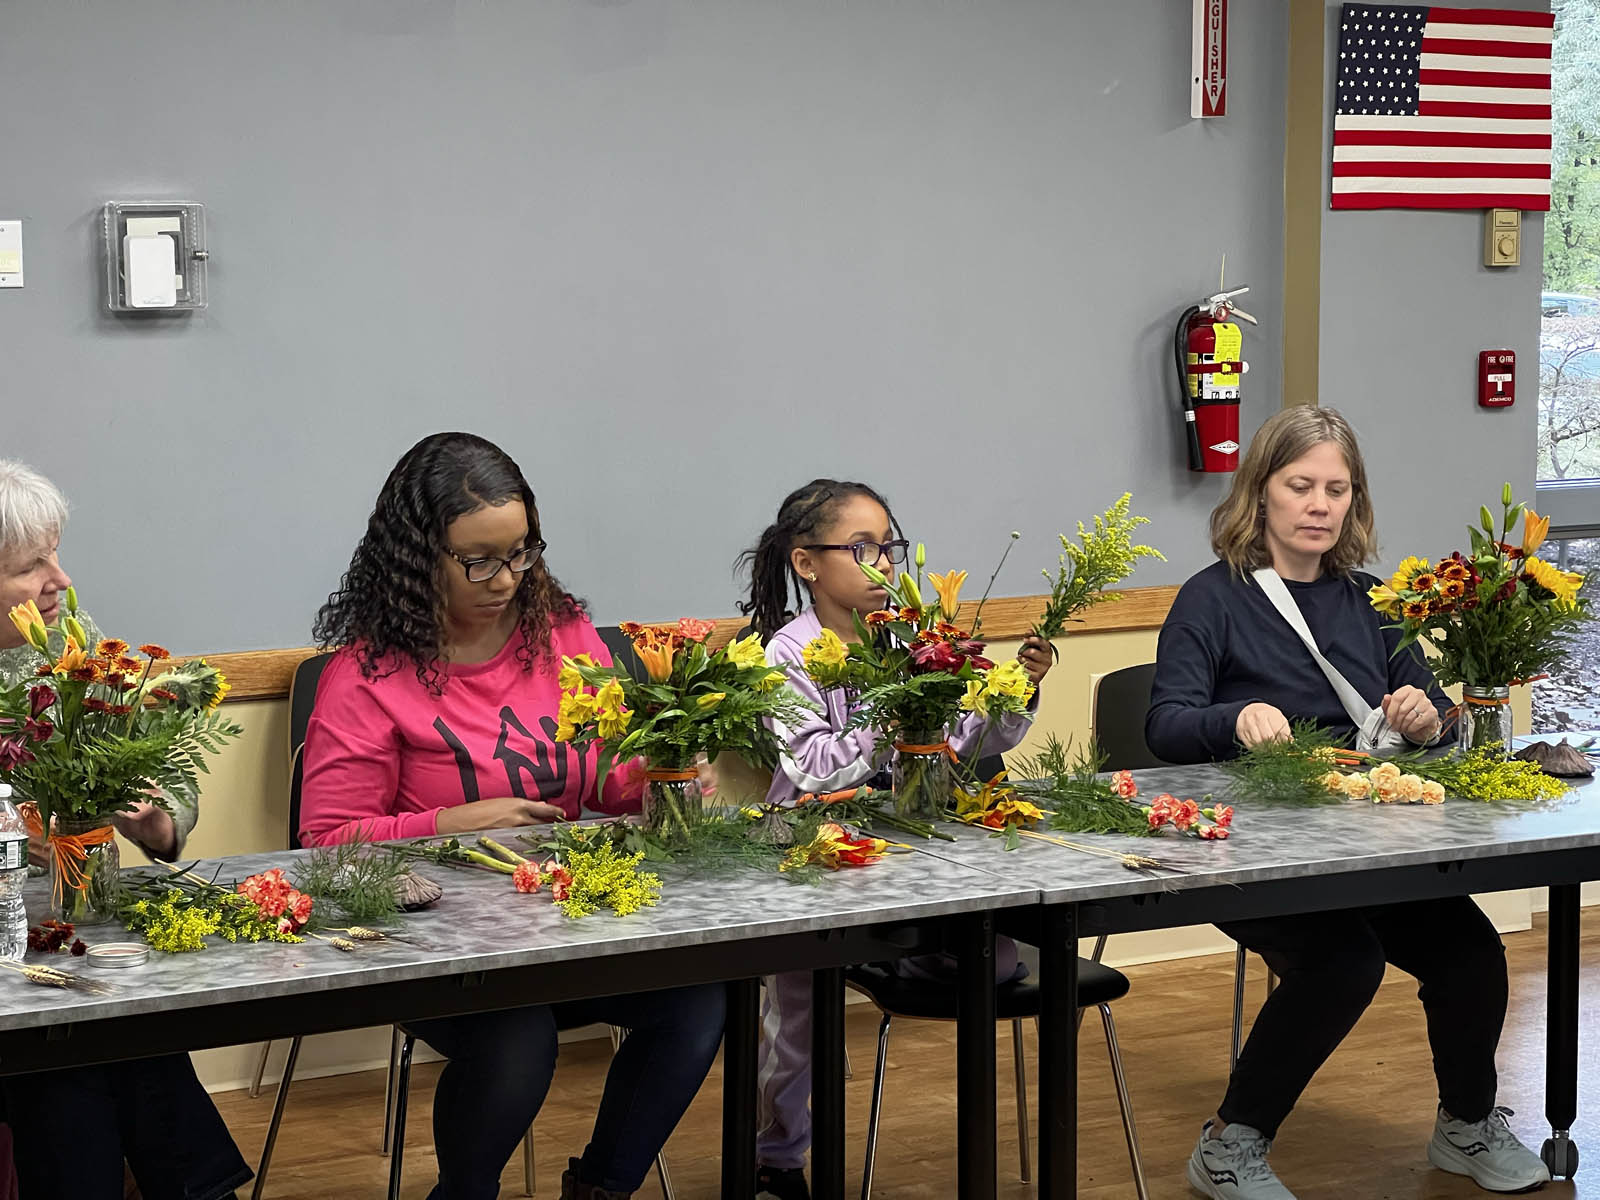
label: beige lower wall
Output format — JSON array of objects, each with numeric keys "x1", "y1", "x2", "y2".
[{"x1": 143, "y1": 631, "x2": 1545, "y2": 1092}]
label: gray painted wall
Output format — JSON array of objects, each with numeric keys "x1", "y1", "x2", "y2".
[
  {"x1": 1319, "y1": 0, "x2": 1546, "y2": 565},
  {"x1": 2, "y1": 1, "x2": 1287, "y2": 650}
]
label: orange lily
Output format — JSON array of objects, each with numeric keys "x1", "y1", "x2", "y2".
[
  {"x1": 633, "y1": 634, "x2": 677, "y2": 682},
  {"x1": 928, "y1": 569, "x2": 967, "y2": 619},
  {"x1": 52, "y1": 636, "x2": 89, "y2": 677},
  {"x1": 1523, "y1": 509, "x2": 1551, "y2": 557},
  {"x1": 6, "y1": 600, "x2": 47, "y2": 651}
]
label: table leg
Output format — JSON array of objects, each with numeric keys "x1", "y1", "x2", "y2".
[
  {"x1": 722, "y1": 978, "x2": 760, "y2": 1199},
  {"x1": 812, "y1": 966, "x2": 847, "y2": 1200},
  {"x1": 957, "y1": 910, "x2": 997, "y2": 1200},
  {"x1": 1037, "y1": 903, "x2": 1079, "y2": 1200},
  {"x1": 1543, "y1": 883, "x2": 1581, "y2": 1179}
]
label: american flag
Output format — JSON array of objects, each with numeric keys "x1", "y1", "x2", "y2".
[{"x1": 1331, "y1": 5, "x2": 1553, "y2": 211}]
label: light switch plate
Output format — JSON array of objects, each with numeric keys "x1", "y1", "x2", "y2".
[{"x1": 0, "y1": 221, "x2": 22, "y2": 288}]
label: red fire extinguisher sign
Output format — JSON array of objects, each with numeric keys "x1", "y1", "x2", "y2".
[{"x1": 1192, "y1": 0, "x2": 1227, "y2": 118}]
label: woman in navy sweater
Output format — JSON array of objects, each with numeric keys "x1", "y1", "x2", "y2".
[{"x1": 1146, "y1": 407, "x2": 1548, "y2": 1200}]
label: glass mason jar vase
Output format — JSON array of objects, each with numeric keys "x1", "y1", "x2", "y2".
[
  {"x1": 1458, "y1": 685, "x2": 1513, "y2": 758},
  {"x1": 51, "y1": 815, "x2": 122, "y2": 924},
  {"x1": 642, "y1": 764, "x2": 704, "y2": 840},
  {"x1": 891, "y1": 729, "x2": 955, "y2": 821}
]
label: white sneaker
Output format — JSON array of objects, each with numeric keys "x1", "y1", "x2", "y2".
[
  {"x1": 1428, "y1": 1106, "x2": 1551, "y2": 1192},
  {"x1": 1187, "y1": 1121, "x2": 1297, "y2": 1199}
]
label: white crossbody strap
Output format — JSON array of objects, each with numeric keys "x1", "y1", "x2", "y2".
[{"x1": 1250, "y1": 567, "x2": 1397, "y2": 751}]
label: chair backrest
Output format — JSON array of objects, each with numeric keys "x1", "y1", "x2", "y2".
[
  {"x1": 597, "y1": 624, "x2": 648, "y2": 683},
  {"x1": 1090, "y1": 662, "x2": 1171, "y2": 772},
  {"x1": 286, "y1": 652, "x2": 335, "y2": 851}
]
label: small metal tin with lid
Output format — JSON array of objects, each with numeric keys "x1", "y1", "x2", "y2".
[{"x1": 86, "y1": 943, "x2": 149, "y2": 969}]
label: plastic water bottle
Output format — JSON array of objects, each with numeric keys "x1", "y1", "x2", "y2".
[{"x1": 0, "y1": 787, "x2": 30, "y2": 961}]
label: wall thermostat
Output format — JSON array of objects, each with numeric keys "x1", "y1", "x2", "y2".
[{"x1": 102, "y1": 202, "x2": 208, "y2": 312}]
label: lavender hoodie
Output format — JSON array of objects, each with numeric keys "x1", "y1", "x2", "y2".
[{"x1": 762, "y1": 609, "x2": 1034, "y2": 806}]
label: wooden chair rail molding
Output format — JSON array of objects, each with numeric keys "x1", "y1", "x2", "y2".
[{"x1": 202, "y1": 586, "x2": 1180, "y2": 704}]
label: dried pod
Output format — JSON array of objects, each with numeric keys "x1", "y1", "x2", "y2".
[
  {"x1": 747, "y1": 809, "x2": 795, "y2": 847},
  {"x1": 328, "y1": 937, "x2": 357, "y2": 952},
  {"x1": 395, "y1": 871, "x2": 443, "y2": 910},
  {"x1": 1514, "y1": 738, "x2": 1594, "y2": 778}
]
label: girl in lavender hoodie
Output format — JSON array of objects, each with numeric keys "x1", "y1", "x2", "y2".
[{"x1": 735, "y1": 478, "x2": 1053, "y2": 1200}]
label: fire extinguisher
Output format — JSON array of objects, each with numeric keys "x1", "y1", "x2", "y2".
[{"x1": 1174, "y1": 285, "x2": 1255, "y2": 472}]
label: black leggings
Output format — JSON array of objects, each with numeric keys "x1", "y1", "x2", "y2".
[{"x1": 1218, "y1": 896, "x2": 1507, "y2": 1139}]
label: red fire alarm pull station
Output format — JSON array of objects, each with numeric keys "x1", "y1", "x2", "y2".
[{"x1": 1478, "y1": 350, "x2": 1515, "y2": 409}]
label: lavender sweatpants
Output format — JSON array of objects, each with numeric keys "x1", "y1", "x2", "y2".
[{"x1": 755, "y1": 938, "x2": 1022, "y2": 1169}]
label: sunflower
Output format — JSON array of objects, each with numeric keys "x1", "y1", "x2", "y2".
[
  {"x1": 1388, "y1": 555, "x2": 1431, "y2": 593},
  {"x1": 1402, "y1": 600, "x2": 1430, "y2": 620},
  {"x1": 1522, "y1": 556, "x2": 1584, "y2": 609}
]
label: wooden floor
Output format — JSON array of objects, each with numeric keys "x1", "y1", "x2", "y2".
[{"x1": 217, "y1": 915, "x2": 1600, "y2": 1198}]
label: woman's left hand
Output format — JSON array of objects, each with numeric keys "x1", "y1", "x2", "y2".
[
  {"x1": 1017, "y1": 636, "x2": 1053, "y2": 687},
  {"x1": 1382, "y1": 685, "x2": 1441, "y2": 743},
  {"x1": 112, "y1": 799, "x2": 177, "y2": 859}
]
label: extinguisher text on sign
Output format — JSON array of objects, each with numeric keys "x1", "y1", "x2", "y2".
[{"x1": 1191, "y1": 0, "x2": 1227, "y2": 118}]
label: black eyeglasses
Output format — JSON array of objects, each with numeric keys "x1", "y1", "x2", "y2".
[
  {"x1": 801, "y1": 539, "x2": 910, "y2": 566},
  {"x1": 447, "y1": 540, "x2": 547, "y2": 583}
]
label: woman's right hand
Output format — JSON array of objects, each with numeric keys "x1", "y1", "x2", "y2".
[
  {"x1": 435, "y1": 797, "x2": 567, "y2": 834},
  {"x1": 1235, "y1": 702, "x2": 1292, "y2": 748}
]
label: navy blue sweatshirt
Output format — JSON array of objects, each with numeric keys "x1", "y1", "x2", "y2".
[{"x1": 1145, "y1": 560, "x2": 1450, "y2": 765}]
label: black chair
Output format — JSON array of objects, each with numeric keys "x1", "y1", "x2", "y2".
[
  {"x1": 845, "y1": 943, "x2": 1148, "y2": 1200},
  {"x1": 1089, "y1": 662, "x2": 1271, "y2": 1072}
]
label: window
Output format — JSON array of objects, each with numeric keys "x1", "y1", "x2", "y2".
[
  {"x1": 1533, "y1": 3, "x2": 1600, "y2": 733},
  {"x1": 1539, "y1": 0, "x2": 1600, "y2": 483}
]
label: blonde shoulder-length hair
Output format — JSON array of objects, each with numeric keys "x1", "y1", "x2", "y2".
[{"x1": 1209, "y1": 406, "x2": 1377, "y2": 576}]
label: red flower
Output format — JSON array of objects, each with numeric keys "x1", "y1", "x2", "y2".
[
  {"x1": 676, "y1": 618, "x2": 716, "y2": 643},
  {"x1": 967, "y1": 655, "x2": 995, "y2": 672},
  {"x1": 149, "y1": 688, "x2": 179, "y2": 703},
  {"x1": 1171, "y1": 799, "x2": 1201, "y2": 832},
  {"x1": 909, "y1": 640, "x2": 967, "y2": 674},
  {"x1": 544, "y1": 860, "x2": 574, "y2": 902},
  {"x1": 864, "y1": 610, "x2": 896, "y2": 627},
  {"x1": 70, "y1": 938, "x2": 87, "y2": 956},
  {"x1": 1198, "y1": 825, "x2": 1230, "y2": 840},
  {"x1": 617, "y1": 622, "x2": 645, "y2": 637},
  {"x1": 1110, "y1": 770, "x2": 1138, "y2": 800},
  {"x1": 1210, "y1": 804, "x2": 1234, "y2": 829},
  {"x1": 0, "y1": 737, "x2": 35, "y2": 771},
  {"x1": 109, "y1": 705, "x2": 133, "y2": 717},
  {"x1": 28, "y1": 686, "x2": 54, "y2": 718},
  {"x1": 284, "y1": 891, "x2": 313, "y2": 930},
  {"x1": 138, "y1": 644, "x2": 171, "y2": 661},
  {"x1": 513, "y1": 862, "x2": 542, "y2": 893},
  {"x1": 80, "y1": 698, "x2": 111, "y2": 714}
]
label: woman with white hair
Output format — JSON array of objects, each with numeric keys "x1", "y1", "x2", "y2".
[
  {"x1": 0, "y1": 458, "x2": 250, "y2": 1198},
  {"x1": 0, "y1": 459, "x2": 196, "y2": 857}
]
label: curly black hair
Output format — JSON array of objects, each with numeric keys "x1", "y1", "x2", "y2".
[
  {"x1": 734, "y1": 478, "x2": 902, "y2": 644},
  {"x1": 314, "y1": 432, "x2": 584, "y2": 694}
]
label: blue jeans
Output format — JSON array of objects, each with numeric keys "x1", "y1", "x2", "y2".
[
  {"x1": 410, "y1": 982, "x2": 726, "y2": 1199},
  {"x1": 1, "y1": 1054, "x2": 250, "y2": 1200}
]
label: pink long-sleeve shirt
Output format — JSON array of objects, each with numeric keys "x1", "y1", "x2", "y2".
[
  {"x1": 762, "y1": 609, "x2": 1034, "y2": 807},
  {"x1": 299, "y1": 616, "x2": 643, "y2": 847}
]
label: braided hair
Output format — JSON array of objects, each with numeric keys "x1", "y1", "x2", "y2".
[
  {"x1": 735, "y1": 479, "x2": 902, "y2": 644},
  {"x1": 314, "y1": 432, "x2": 584, "y2": 695}
]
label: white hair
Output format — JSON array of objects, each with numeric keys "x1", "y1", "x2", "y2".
[{"x1": 0, "y1": 459, "x2": 68, "y2": 555}]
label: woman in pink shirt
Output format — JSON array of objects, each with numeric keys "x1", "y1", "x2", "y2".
[{"x1": 300, "y1": 432, "x2": 725, "y2": 1200}]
